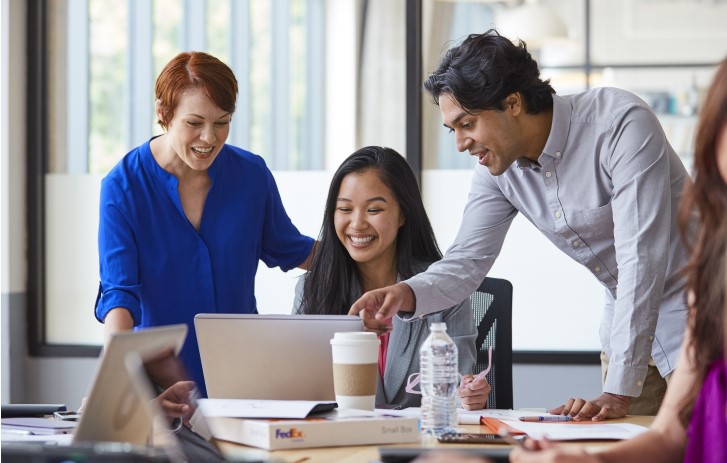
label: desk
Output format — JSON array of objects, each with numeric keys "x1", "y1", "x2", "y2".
[{"x1": 217, "y1": 415, "x2": 655, "y2": 463}]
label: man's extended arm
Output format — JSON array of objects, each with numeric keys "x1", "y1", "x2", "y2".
[{"x1": 351, "y1": 168, "x2": 516, "y2": 323}]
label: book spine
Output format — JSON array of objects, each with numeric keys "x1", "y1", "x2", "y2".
[
  {"x1": 207, "y1": 417, "x2": 421, "y2": 450},
  {"x1": 207, "y1": 417, "x2": 271, "y2": 449},
  {"x1": 263, "y1": 418, "x2": 420, "y2": 450}
]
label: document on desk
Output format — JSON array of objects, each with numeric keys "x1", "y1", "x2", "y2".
[
  {"x1": 1, "y1": 417, "x2": 77, "y2": 435},
  {"x1": 197, "y1": 399, "x2": 337, "y2": 419},
  {"x1": 1, "y1": 432, "x2": 74, "y2": 444},
  {"x1": 376, "y1": 408, "x2": 546, "y2": 424},
  {"x1": 503, "y1": 420, "x2": 649, "y2": 441},
  {"x1": 457, "y1": 408, "x2": 546, "y2": 424}
]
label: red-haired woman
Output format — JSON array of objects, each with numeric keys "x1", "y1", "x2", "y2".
[{"x1": 95, "y1": 52, "x2": 314, "y2": 397}]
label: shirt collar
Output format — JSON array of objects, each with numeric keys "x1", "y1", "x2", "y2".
[
  {"x1": 140, "y1": 136, "x2": 176, "y2": 187},
  {"x1": 516, "y1": 157, "x2": 540, "y2": 170},
  {"x1": 207, "y1": 145, "x2": 224, "y2": 181},
  {"x1": 540, "y1": 94, "x2": 571, "y2": 161},
  {"x1": 515, "y1": 94, "x2": 570, "y2": 170},
  {"x1": 140, "y1": 137, "x2": 225, "y2": 184}
]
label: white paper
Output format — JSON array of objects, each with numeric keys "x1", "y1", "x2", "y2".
[
  {"x1": 375, "y1": 407, "x2": 422, "y2": 418},
  {"x1": 0, "y1": 432, "x2": 74, "y2": 444},
  {"x1": 197, "y1": 399, "x2": 337, "y2": 419},
  {"x1": 380, "y1": 407, "x2": 548, "y2": 424},
  {"x1": 457, "y1": 408, "x2": 547, "y2": 424},
  {"x1": 503, "y1": 421, "x2": 649, "y2": 441}
]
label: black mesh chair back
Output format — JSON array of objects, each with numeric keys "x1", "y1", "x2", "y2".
[{"x1": 469, "y1": 277, "x2": 513, "y2": 410}]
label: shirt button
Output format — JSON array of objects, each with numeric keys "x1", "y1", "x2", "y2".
[
  {"x1": 649, "y1": 336, "x2": 654, "y2": 341},
  {"x1": 636, "y1": 380, "x2": 644, "y2": 387},
  {"x1": 573, "y1": 240, "x2": 581, "y2": 247},
  {"x1": 555, "y1": 151, "x2": 561, "y2": 157},
  {"x1": 594, "y1": 266, "x2": 601, "y2": 273},
  {"x1": 555, "y1": 210, "x2": 562, "y2": 219},
  {"x1": 545, "y1": 171, "x2": 552, "y2": 178}
]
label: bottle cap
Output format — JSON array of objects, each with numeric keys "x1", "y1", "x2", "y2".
[{"x1": 430, "y1": 322, "x2": 447, "y2": 331}]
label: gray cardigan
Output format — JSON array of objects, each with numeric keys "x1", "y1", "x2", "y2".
[{"x1": 292, "y1": 272, "x2": 477, "y2": 409}]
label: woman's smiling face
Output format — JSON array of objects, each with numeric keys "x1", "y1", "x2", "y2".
[
  {"x1": 159, "y1": 86, "x2": 232, "y2": 172},
  {"x1": 334, "y1": 169, "x2": 405, "y2": 269}
]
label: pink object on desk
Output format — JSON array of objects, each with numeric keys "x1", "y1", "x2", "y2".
[{"x1": 404, "y1": 345, "x2": 493, "y2": 394}]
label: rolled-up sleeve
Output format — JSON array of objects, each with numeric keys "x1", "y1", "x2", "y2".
[
  {"x1": 260, "y1": 169, "x2": 315, "y2": 272},
  {"x1": 96, "y1": 177, "x2": 142, "y2": 325}
]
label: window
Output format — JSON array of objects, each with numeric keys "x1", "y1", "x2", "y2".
[
  {"x1": 416, "y1": 0, "x2": 726, "y2": 356},
  {"x1": 50, "y1": 0, "x2": 324, "y2": 176},
  {"x1": 32, "y1": 0, "x2": 329, "y2": 351}
]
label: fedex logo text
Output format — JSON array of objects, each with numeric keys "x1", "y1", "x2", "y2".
[{"x1": 275, "y1": 428, "x2": 304, "y2": 439}]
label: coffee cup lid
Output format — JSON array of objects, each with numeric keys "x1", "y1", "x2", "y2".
[{"x1": 331, "y1": 331, "x2": 379, "y2": 344}]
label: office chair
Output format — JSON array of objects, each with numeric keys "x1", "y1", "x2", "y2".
[{"x1": 469, "y1": 277, "x2": 513, "y2": 410}]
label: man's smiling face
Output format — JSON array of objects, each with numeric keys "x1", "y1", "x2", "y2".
[{"x1": 440, "y1": 93, "x2": 525, "y2": 176}]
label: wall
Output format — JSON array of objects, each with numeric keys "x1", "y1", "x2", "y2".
[{"x1": 2, "y1": 0, "x2": 28, "y2": 405}]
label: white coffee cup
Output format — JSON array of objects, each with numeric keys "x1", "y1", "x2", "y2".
[{"x1": 330, "y1": 332, "x2": 380, "y2": 410}]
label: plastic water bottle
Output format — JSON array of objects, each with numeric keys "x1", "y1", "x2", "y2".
[{"x1": 419, "y1": 322, "x2": 458, "y2": 437}]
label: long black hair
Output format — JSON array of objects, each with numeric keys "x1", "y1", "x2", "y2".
[
  {"x1": 423, "y1": 29, "x2": 554, "y2": 115},
  {"x1": 300, "y1": 146, "x2": 442, "y2": 315}
]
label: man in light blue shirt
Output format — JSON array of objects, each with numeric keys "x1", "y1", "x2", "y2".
[{"x1": 350, "y1": 30, "x2": 689, "y2": 420}]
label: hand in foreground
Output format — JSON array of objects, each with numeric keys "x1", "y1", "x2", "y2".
[
  {"x1": 155, "y1": 380, "x2": 197, "y2": 425},
  {"x1": 359, "y1": 304, "x2": 394, "y2": 336},
  {"x1": 510, "y1": 437, "x2": 597, "y2": 463},
  {"x1": 348, "y1": 283, "x2": 416, "y2": 332},
  {"x1": 549, "y1": 392, "x2": 631, "y2": 421},
  {"x1": 413, "y1": 450, "x2": 492, "y2": 463},
  {"x1": 457, "y1": 374, "x2": 491, "y2": 410}
]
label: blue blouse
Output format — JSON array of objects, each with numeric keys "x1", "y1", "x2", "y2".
[{"x1": 95, "y1": 139, "x2": 314, "y2": 396}]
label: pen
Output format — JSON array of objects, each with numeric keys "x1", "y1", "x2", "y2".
[
  {"x1": 519, "y1": 415, "x2": 573, "y2": 422},
  {"x1": 471, "y1": 369, "x2": 488, "y2": 383}
]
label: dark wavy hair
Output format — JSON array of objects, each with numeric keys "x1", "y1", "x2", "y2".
[
  {"x1": 423, "y1": 29, "x2": 554, "y2": 114},
  {"x1": 676, "y1": 57, "x2": 727, "y2": 424},
  {"x1": 300, "y1": 146, "x2": 442, "y2": 315}
]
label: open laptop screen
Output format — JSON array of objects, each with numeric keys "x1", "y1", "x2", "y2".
[
  {"x1": 73, "y1": 324, "x2": 187, "y2": 446},
  {"x1": 195, "y1": 314, "x2": 363, "y2": 400}
]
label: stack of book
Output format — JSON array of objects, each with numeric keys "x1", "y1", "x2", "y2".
[{"x1": 198, "y1": 399, "x2": 420, "y2": 450}]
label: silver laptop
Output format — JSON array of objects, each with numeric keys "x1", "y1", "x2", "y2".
[
  {"x1": 73, "y1": 324, "x2": 187, "y2": 445},
  {"x1": 195, "y1": 314, "x2": 364, "y2": 400}
]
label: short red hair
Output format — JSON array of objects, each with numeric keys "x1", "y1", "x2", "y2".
[{"x1": 155, "y1": 51, "x2": 238, "y2": 130}]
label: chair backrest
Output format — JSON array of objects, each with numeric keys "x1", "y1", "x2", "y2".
[{"x1": 469, "y1": 277, "x2": 513, "y2": 410}]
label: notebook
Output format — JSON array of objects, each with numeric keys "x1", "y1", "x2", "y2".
[
  {"x1": 72, "y1": 324, "x2": 187, "y2": 445},
  {"x1": 195, "y1": 313, "x2": 364, "y2": 400}
]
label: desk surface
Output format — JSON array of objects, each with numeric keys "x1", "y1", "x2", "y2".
[{"x1": 217, "y1": 415, "x2": 655, "y2": 463}]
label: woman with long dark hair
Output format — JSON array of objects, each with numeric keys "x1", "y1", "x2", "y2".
[{"x1": 294, "y1": 146, "x2": 489, "y2": 409}]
